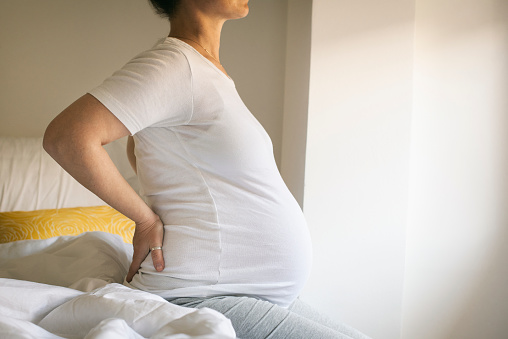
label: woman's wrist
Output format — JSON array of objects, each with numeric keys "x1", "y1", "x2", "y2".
[{"x1": 135, "y1": 212, "x2": 161, "y2": 230}]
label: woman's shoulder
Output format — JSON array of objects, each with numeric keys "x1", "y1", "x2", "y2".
[
  {"x1": 120, "y1": 38, "x2": 192, "y2": 78},
  {"x1": 131, "y1": 37, "x2": 189, "y2": 62}
]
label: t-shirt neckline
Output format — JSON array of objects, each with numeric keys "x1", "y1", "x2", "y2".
[{"x1": 166, "y1": 37, "x2": 235, "y2": 84}]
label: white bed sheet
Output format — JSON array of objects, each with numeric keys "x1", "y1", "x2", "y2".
[{"x1": 0, "y1": 232, "x2": 235, "y2": 338}]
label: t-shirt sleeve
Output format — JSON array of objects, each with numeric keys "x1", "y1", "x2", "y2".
[{"x1": 88, "y1": 45, "x2": 193, "y2": 135}]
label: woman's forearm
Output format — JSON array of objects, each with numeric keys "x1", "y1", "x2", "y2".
[
  {"x1": 43, "y1": 94, "x2": 155, "y2": 225},
  {"x1": 45, "y1": 138, "x2": 153, "y2": 225},
  {"x1": 44, "y1": 94, "x2": 165, "y2": 280}
]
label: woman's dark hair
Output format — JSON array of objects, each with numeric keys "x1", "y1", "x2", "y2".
[{"x1": 148, "y1": 0, "x2": 182, "y2": 19}]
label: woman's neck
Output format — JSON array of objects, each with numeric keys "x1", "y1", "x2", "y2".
[{"x1": 168, "y1": 7, "x2": 225, "y2": 62}]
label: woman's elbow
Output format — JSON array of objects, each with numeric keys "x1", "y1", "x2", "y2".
[
  {"x1": 43, "y1": 94, "x2": 114, "y2": 159},
  {"x1": 43, "y1": 120, "x2": 64, "y2": 158},
  {"x1": 43, "y1": 117, "x2": 83, "y2": 161}
]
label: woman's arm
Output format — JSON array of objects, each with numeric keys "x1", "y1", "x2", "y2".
[{"x1": 43, "y1": 94, "x2": 164, "y2": 282}]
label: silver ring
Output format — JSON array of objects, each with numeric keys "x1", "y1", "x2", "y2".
[{"x1": 150, "y1": 246, "x2": 162, "y2": 251}]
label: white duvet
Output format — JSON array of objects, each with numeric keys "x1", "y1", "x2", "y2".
[{"x1": 0, "y1": 232, "x2": 236, "y2": 339}]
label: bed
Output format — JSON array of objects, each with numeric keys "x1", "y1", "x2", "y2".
[{"x1": 0, "y1": 136, "x2": 236, "y2": 338}]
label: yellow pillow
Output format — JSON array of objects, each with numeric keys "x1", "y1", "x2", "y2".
[{"x1": 0, "y1": 205, "x2": 134, "y2": 244}]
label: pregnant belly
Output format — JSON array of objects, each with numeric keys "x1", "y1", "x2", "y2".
[{"x1": 217, "y1": 217, "x2": 313, "y2": 286}]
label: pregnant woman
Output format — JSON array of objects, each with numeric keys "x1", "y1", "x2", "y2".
[{"x1": 44, "y1": 1, "x2": 370, "y2": 338}]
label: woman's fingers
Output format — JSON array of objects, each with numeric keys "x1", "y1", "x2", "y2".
[
  {"x1": 126, "y1": 248, "x2": 149, "y2": 282},
  {"x1": 151, "y1": 246, "x2": 165, "y2": 272},
  {"x1": 149, "y1": 218, "x2": 165, "y2": 272},
  {"x1": 126, "y1": 216, "x2": 165, "y2": 282}
]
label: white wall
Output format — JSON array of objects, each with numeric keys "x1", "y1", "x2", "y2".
[
  {"x1": 301, "y1": 1, "x2": 415, "y2": 338},
  {"x1": 402, "y1": 1, "x2": 508, "y2": 338}
]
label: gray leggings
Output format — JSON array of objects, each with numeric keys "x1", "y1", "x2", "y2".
[{"x1": 169, "y1": 296, "x2": 371, "y2": 339}]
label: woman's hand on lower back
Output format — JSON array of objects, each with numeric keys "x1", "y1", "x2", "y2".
[
  {"x1": 43, "y1": 93, "x2": 166, "y2": 283},
  {"x1": 126, "y1": 215, "x2": 165, "y2": 282}
]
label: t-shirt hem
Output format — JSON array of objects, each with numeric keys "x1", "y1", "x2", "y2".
[
  {"x1": 88, "y1": 88, "x2": 139, "y2": 135},
  {"x1": 124, "y1": 278, "x2": 296, "y2": 308}
]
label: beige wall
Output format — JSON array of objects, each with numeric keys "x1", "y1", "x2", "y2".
[
  {"x1": 0, "y1": 0, "x2": 168, "y2": 137},
  {"x1": 280, "y1": 0, "x2": 312, "y2": 208},
  {"x1": 0, "y1": 0, "x2": 288, "y2": 166}
]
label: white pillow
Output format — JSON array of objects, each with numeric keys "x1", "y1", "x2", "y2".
[{"x1": 0, "y1": 136, "x2": 137, "y2": 212}]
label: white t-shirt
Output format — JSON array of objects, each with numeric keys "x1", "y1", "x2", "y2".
[{"x1": 89, "y1": 37, "x2": 312, "y2": 307}]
